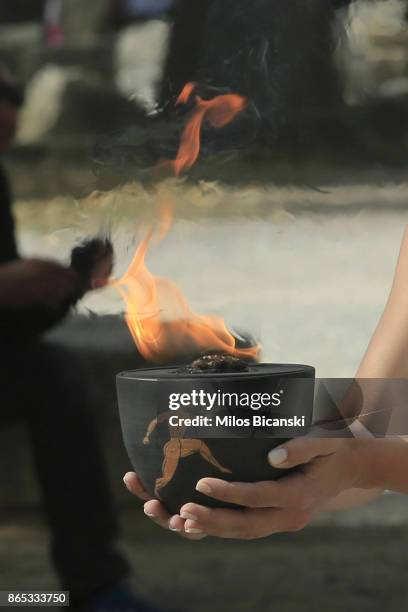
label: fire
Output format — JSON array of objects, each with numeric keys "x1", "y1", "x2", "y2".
[
  {"x1": 171, "y1": 86, "x2": 247, "y2": 177},
  {"x1": 116, "y1": 84, "x2": 258, "y2": 363}
]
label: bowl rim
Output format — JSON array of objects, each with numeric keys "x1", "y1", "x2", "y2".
[{"x1": 117, "y1": 362, "x2": 315, "y2": 382}]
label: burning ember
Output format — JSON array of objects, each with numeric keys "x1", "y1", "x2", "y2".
[
  {"x1": 185, "y1": 354, "x2": 251, "y2": 374},
  {"x1": 115, "y1": 84, "x2": 259, "y2": 364}
]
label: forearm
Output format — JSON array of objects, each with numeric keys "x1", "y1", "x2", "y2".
[
  {"x1": 324, "y1": 438, "x2": 408, "y2": 513},
  {"x1": 357, "y1": 227, "x2": 408, "y2": 378},
  {"x1": 346, "y1": 229, "x2": 408, "y2": 496}
]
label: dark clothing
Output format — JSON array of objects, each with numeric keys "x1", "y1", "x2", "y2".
[
  {"x1": 0, "y1": 166, "x2": 77, "y2": 342},
  {"x1": 0, "y1": 343, "x2": 128, "y2": 604},
  {"x1": 0, "y1": 165, "x2": 17, "y2": 264},
  {"x1": 159, "y1": 0, "x2": 214, "y2": 110},
  {"x1": 0, "y1": 164, "x2": 129, "y2": 603}
]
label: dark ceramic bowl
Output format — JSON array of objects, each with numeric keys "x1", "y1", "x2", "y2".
[{"x1": 117, "y1": 363, "x2": 315, "y2": 514}]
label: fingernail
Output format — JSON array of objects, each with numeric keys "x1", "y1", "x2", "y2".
[
  {"x1": 196, "y1": 480, "x2": 212, "y2": 495},
  {"x1": 185, "y1": 527, "x2": 203, "y2": 534},
  {"x1": 144, "y1": 507, "x2": 155, "y2": 517},
  {"x1": 169, "y1": 515, "x2": 182, "y2": 531},
  {"x1": 180, "y1": 511, "x2": 199, "y2": 521},
  {"x1": 268, "y1": 447, "x2": 288, "y2": 466}
]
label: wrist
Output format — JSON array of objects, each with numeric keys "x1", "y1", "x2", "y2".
[
  {"x1": 354, "y1": 439, "x2": 408, "y2": 492},
  {"x1": 350, "y1": 440, "x2": 386, "y2": 490}
]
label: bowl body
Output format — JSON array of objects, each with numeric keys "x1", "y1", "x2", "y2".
[{"x1": 117, "y1": 363, "x2": 315, "y2": 514}]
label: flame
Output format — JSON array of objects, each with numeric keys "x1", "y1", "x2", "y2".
[
  {"x1": 116, "y1": 84, "x2": 258, "y2": 363},
  {"x1": 171, "y1": 89, "x2": 247, "y2": 177},
  {"x1": 176, "y1": 82, "x2": 196, "y2": 106}
]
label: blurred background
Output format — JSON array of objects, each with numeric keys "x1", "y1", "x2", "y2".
[{"x1": 1, "y1": 1, "x2": 408, "y2": 610}]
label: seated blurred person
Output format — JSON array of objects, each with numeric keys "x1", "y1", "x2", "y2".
[{"x1": 0, "y1": 73, "x2": 159, "y2": 612}]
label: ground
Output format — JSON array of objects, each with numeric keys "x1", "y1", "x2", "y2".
[{"x1": 1, "y1": 494, "x2": 408, "y2": 612}]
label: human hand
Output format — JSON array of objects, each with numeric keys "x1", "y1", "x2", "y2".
[
  {"x1": 123, "y1": 472, "x2": 207, "y2": 540},
  {"x1": 70, "y1": 238, "x2": 114, "y2": 293},
  {"x1": 0, "y1": 259, "x2": 78, "y2": 309},
  {"x1": 172, "y1": 438, "x2": 379, "y2": 540}
]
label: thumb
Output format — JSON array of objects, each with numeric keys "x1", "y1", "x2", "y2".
[{"x1": 268, "y1": 437, "x2": 341, "y2": 469}]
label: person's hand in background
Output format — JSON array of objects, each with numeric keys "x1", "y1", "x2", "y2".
[{"x1": 0, "y1": 259, "x2": 78, "y2": 309}]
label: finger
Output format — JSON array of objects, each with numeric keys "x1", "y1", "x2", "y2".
[
  {"x1": 180, "y1": 503, "x2": 310, "y2": 540},
  {"x1": 170, "y1": 515, "x2": 207, "y2": 540},
  {"x1": 168, "y1": 514, "x2": 186, "y2": 533},
  {"x1": 144, "y1": 501, "x2": 206, "y2": 540},
  {"x1": 268, "y1": 438, "x2": 342, "y2": 469},
  {"x1": 195, "y1": 475, "x2": 313, "y2": 509},
  {"x1": 123, "y1": 472, "x2": 151, "y2": 501},
  {"x1": 144, "y1": 500, "x2": 173, "y2": 529}
]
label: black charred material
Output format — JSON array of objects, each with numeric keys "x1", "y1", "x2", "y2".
[{"x1": 185, "y1": 354, "x2": 251, "y2": 374}]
